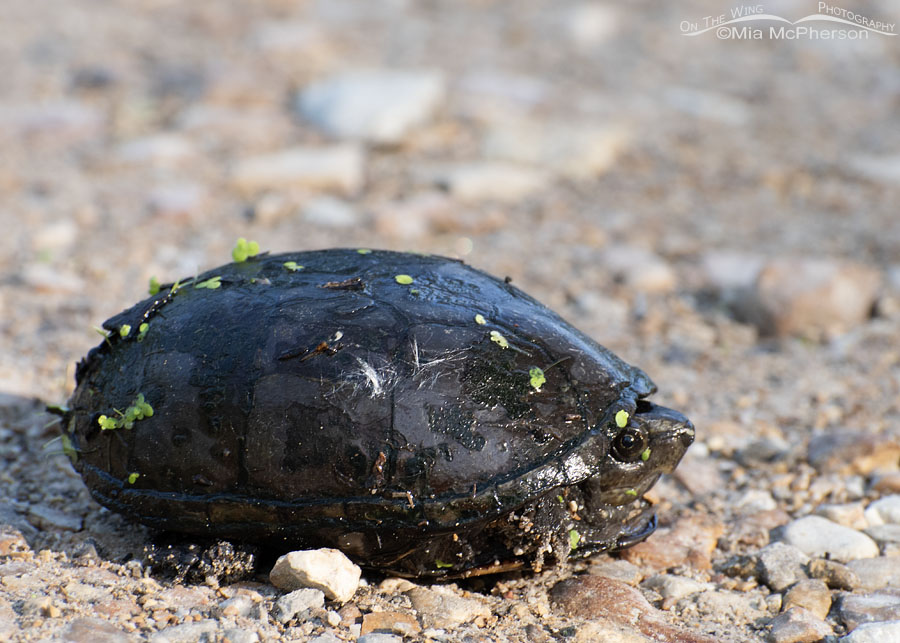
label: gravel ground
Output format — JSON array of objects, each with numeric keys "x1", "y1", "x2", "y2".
[{"x1": 3, "y1": 1, "x2": 900, "y2": 641}]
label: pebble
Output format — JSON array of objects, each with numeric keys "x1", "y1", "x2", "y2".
[
  {"x1": 620, "y1": 512, "x2": 724, "y2": 571},
  {"x1": 297, "y1": 69, "x2": 445, "y2": 144},
  {"x1": 845, "y1": 154, "x2": 900, "y2": 184},
  {"x1": 146, "y1": 183, "x2": 208, "y2": 220},
  {"x1": 231, "y1": 145, "x2": 365, "y2": 196},
  {"x1": 307, "y1": 634, "x2": 344, "y2": 643},
  {"x1": 302, "y1": 195, "x2": 359, "y2": 228},
  {"x1": 149, "y1": 619, "x2": 218, "y2": 643},
  {"x1": 425, "y1": 161, "x2": 551, "y2": 203},
  {"x1": 808, "y1": 558, "x2": 861, "y2": 590},
  {"x1": 642, "y1": 574, "x2": 712, "y2": 601},
  {"x1": 482, "y1": 119, "x2": 629, "y2": 179},
  {"x1": 221, "y1": 628, "x2": 259, "y2": 643},
  {"x1": 782, "y1": 579, "x2": 832, "y2": 619},
  {"x1": 780, "y1": 516, "x2": 879, "y2": 562},
  {"x1": 405, "y1": 586, "x2": 490, "y2": 630},
  {"x1": 217, "y1": 595, "x2": 255, "y2": 618},
  {"x1": 360, "y1": 611, "x2": 421, "y2": 637},
  {"x1": 601, "y1": 245, "x2": 677, "y2": 294},
  {"x1": 26, "y1": 504, "x2": 83, "y2": 532},
  {"x1": 846, "y1": 557, "x2": 900, "y2": 591},
  {"x1": 755, "y1": 542, "x2": 810, "y2": 592},
  {"x1": 60, "y1": 617, "x2": 133, "y2": 643},
  {"x1": 663, "y1": 87, "x2": 751, "y2": 126},
  {"x1": 587, "y1": 557, "x2": 644, "y2": 585},
  {"x1": 562, "y1": 3, "x2": 620, "y2": 48},
  {"x1": 864, "y1": 524, "x2": 900, "y2": 551},
  {"x1": 698, "y1": 250, "x2": 764, "y2": 292},
  {"x1": 733, "y1": 489, "x2": 778, "y2": 515},
  {"x1": 115, "y1": 135, "x2": 196, "y2": 167},
  {"x1": 736, "y1": 257, "x2": 881, "y2": 339},
  {"x1": 864, "y1": 495, "x2": 900, "y2": 525},
  {"x1": 356, "y1": 634, "x2": 403, "y2": 643},
  {"x1": 550, "y1": 576, "x2": 716, "y2": 643},
  {"x1": 767, "y1": 607, "x2": 833, "y2": 643},
  {"x1": 269, "y1": 548, "x2": 361, "y2": 603},
  {"x1": 273, "y1": 588, "x2": 325, "y2": 623},
  {"x1": 840, "y1": 620, "x2": 900, "y2": 642},
  {"x1": 815, "y1": 503, "x2": 868, "y2": 530},
  {"x1": 807, "y1": 432, "x2": 900, "y2": 476},
  {"x1": 837, "y1": 591, "x2": 900, "y2": 630},
  {"x1": 0, "y1": 100, "x2": 103, "y2": 143}
]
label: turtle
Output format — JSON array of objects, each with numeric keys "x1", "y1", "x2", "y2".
[{"x1": 60, "y1": 248, "x2": 694, "y2": 577}]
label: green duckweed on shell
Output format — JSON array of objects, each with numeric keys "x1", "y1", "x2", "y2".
[
  {"x1": 395, "y1": 274, "x2": 414, "y2": 285},
  {"x1": 529, "y1": 367, "x2": 546, "y2": 391},
  {"x1": 474, "y1": 314, "x2": 486, "y2": 325},
  {"x1": 615, "y1": 409, "x2": 630, "y2": 428},
  {"x1": 490, "y1": 330, "x2": 509, "y2": 349},
  {"x1": 232, "y1": 238, "x2": 260, "y2": 263},
  {"x1": 194, "y1": 276, "x2": 222, "y2": 290}
]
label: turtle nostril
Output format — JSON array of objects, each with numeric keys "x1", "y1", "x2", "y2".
[{"x1": 679, "y1": 422, "x2": 695, "y2": 448}]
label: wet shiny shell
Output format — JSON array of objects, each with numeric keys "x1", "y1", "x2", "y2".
[{"x1": 67, "y1": 249, "x2": 654, "y2": 562}]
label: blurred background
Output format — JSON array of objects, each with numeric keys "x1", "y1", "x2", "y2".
[{"x1": 1, "y1": 0, "x2": 898, "y2": 406}]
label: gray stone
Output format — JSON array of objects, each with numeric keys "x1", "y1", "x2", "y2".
[
  {"x1": 782, "y1": 579, "x2": 832, "y2": 620},
  {"x1": 149, "y1": 620, "x2": 218, "y2": 643},
  {"x1": 756, "y1": 542, "x2": 810, "y2": 591},
  {"x1": 588, "y1": 558, "x2": 644, "y2": 585},
  {"x1": 269, "y1": 548, "x2": 361, "y2": 602},
  {"x1": 406, "y1": 586, "x2": 491, "y2": 629},
  {"x1": 837, "y1": 590, "x2": 900, "y2": 630},
  {"x1": 643, "y1": 574, "x2": 712, "y2": 600},
  {"x1": 217, "y1": 595, "x2": 255, "y2": 618},
  {"x1": 664, "y1": 87, "x2": 751, "y2": 126},
  {"x1": 27, "y1": 504, "x2": 83, "y2": 532},
  {"x1": 846, "y1": 154, "x2": 900, "y2": 185},
  {"x1": 357, "y1": 635, "x2": 403, "y2": 643},
  {"x1": 60, "y1": 617, "x2": 134, "y2": 643},
  {"x1": 780, "y1": 516, "x2": 879, "y2": 562},
  {"x1": 847, "y1": 557, "x2": 900, "y2": 591},
  {"x1": 221, "y1": 629, "x2": 259, "y2": 643},
  {"x1": 767, "y1": 607, "x2": 833, "y2": 643},
  {"x1": 307, "y1": 634, "x2": 343, "y2": 643},
  {"x1": 274, "y1": 588, "x2": 325, "y2": 623},
  {"x1": 297, "y1": 69, "x2": 445, "y2": 144},
  {"x1": 864, "y1": 524, "x2": 900, "y2": 548},
  {"x1": 865, "y1": 495, "x2": 900, "y2": 525},
  {"x1": 839, "y1": 620, "x2": 900, "y2": 642},
  {"x1": 231, "y1": 145, "x2": 365, "y2": 196}
]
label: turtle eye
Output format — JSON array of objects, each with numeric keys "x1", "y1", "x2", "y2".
[{"x1": 611, "y1": 427, "x2": 648, "y2": 462}]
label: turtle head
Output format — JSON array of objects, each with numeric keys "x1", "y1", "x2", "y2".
[{"x1": 591, "y1": 400, "x2": 694, "y2": 506}]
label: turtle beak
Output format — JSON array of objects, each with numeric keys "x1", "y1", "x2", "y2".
[{"x1": 635, "y1": 401, "x2": 694, "y2": 474}]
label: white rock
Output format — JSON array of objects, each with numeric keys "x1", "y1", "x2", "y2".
[
  {"x1": 27, "y1": 505, "x2": 83, "y2": 532},
  {"x1": 733, "y1": 489, "x2": 777, "y2": 515},
  {"x1": 231, "y1": 145, "x2": 365, "y2": 196},
  {"x1": 0, "y1": 101, "x2": 103, "y2": 142},
  {"x1": 298, "y1": 69, "x2": 445, "y2": 144},
  {"x1": 781, "y1": 516, "x2": 879, "y2": 562},
  {"x1": 840, "y1": 620, "x2": 900, "y2": 643},
  {"x1": 424, "y1": 161, "x2": 551, "y2": 203},
  {"x1": 302, "y1": 196, "x2": 359, "y2": 228},
  {"x1": 221, "y1": 629, "x2": 259, "y2": 643},
  {"x1": 483, "y1": 119, "x2": 629, "y2": 179},
  {"x1": 150, "y1": 620, "x2": 218, "y2": 643},
  {"x1": 768, "y1": 607, "x2": 833, "y2": 643},
  {"x1": 116, "y1": 135, "x2": 196, "y2": 167},
  {"x1": 562, "y1": 4, "x2": 620, "y2": 48},
  {"x1": 269, "y1": 549, "x2": 361, "y2": 603},
  {"x1": 865, "y1": 495, "x2": 900, "y2": 526}
]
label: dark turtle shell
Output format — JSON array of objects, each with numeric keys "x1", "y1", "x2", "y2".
[{"x1": 65, "y1": 249, "x2": 692, "y2": 576}]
